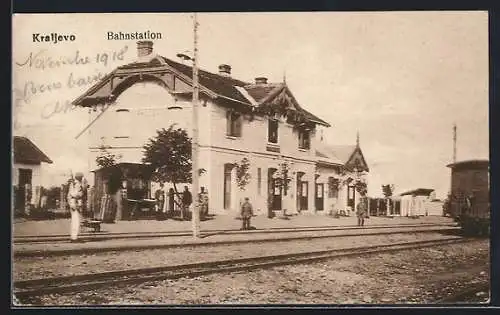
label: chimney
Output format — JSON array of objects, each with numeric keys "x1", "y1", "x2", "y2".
[
  {"x1": 255, "y1": 77, "x2": 268, "y2": 85},
  {"x1": 218, "y1": 64, "x2": 231, "y2": 76},
  {"x1": 137, "y1": 41, "x2": 154, "y2": 58}
]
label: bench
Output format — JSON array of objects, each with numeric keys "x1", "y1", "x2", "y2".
[{"x1": 81, "y1": 219, "x2": 102, "y2": 232}]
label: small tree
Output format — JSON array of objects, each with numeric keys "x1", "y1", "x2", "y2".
[
  {"x1": 142, "y1": 124, "x2": 206, "y2": 203},
  {"x1": 95, "y1": 145, "x2": 122, "y2": 168},
  {"x1": 270, "y1": 161, "x2": 292, "y2": 217},
  {"x1": 234, "y1": 157, "x2": 251, "y2": 192}
]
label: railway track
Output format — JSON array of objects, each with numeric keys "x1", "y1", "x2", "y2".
[
  {"x1": 13, "y1": 222, "x2": 456, "y2": 244},
  {"x1": 14, "y1": 236, "x2": 473, "y2": 299},
  {"x1": 14, "y1": 226, "x2": 460, "y2": 258}
]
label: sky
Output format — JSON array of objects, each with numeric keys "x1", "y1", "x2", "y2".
[{"x1": 12, "y1": 12, "x2": 489, "y2": 198}]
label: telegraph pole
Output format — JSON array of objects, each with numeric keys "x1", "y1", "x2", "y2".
[
  {"x1": 191, "y1": 13, "x2": 201, "y2": 238},
  {"x1": 452, "y1": 123, "x2": 457, "y2": 163}
]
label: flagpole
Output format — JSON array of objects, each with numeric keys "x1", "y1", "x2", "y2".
[{"x1": 191, "y1": 13, "x2": 201, "y2": 238}]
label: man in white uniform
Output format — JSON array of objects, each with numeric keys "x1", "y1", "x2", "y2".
[{"x1": 68, "y1": 172, "x2": 85, "y2": 242}]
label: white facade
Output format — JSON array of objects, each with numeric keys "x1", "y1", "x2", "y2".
[
  {"x1": 78, "y1": 43, "x2": 368, "y2": 217},
  {"x1": 13, "y1": 163, "x2": 42, "y2": 187},
  {"x1": 400, "y1": 195, "x2": 430, "y2": 216},
  {"x1": 86, "y1": 82, "x2": 325, "y2": 216}
]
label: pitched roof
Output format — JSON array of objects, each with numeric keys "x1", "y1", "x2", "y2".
[
  {"x1": 13, "y1": 136, "x2": 53, "y2": 164},
  {"x1": 73, "y1": 54, "x2": 330, "y2": 126},
  {"x1": 244, "y1": 83, "x2": 330, "y2": 126},
  {"x1": 319, "y1": 145, "x2": 357, "y2": 164},
  {"x1": 316, "y1": 144, "x2": 353, "y2": 165},
  {"x1": 161, "y1": 57, "x2": 251, "y2": 104},
  {"x1": 446, "y1": 159, "x2": 489, "y2": 170}
]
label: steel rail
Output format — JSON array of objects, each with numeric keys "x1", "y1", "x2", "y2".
[
  {"x1": 14, "y1": 227, "x2": 460, "y2": 258},
  {"x1": 14, "y1": 222, "x2": 457, "y2": 244},
  {"x1": 14, "y1": 237, "x2": 475, "y2": 299}
]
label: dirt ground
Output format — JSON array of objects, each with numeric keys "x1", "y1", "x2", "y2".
[{"x1": 17, "y1": 238, "x2": 489, "y2": 306}]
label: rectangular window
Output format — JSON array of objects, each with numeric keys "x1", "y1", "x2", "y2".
[
  {"x1": 328, "y1": 177, "x2": 339, "y2": 198},
  {"x1": 226, "y1": 111, "x2": 242, "y2": 137},
  {"x1": 268, "y1": 119, "x2": 279, "y2": 144},
  {"x1": 298, "y1": 130, "x2": 311, "y2": 149},
  {"x1": 257, "y1": 168, "x2": 262, "y2": 195}
]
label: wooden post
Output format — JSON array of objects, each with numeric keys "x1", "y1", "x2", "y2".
[
  {"x1": 33, "y1": 186, "x2": 41, "y2": 211},
  {"x1": 24, "y1": 184, "x2": 32, "y2": 216},
  {"x1": 60, "y1": 184, "x2": 67, "y2": 213}
]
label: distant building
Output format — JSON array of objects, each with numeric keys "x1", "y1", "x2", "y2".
[
  {"x1": 13, "y1": 136, "x2": 53, "y2": 212},
  {"x1": 399, "y1": 188, "x2": 435, "y2": 216},
  {"x1": 446, "y1": 159, "x2": 489, "y2": 219},
  {"x1": 72, "y1": 41, "x2": 368, "y2": 216}
]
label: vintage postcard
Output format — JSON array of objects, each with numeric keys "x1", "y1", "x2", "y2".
[{"x1": 12, "y1": 12, "x2": 489, "y2": 306}]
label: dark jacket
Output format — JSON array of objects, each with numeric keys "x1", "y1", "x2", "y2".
[
  {"x1": 241, "y1": 201, "x2": 253, "y2": 218},
  {"x1": 356, "y1": 200, "x2": 367, "y2": 216},
  {"x1": 155, "y1": 189, "x2": 165, "y2": 201},
  {"x1": 182, "y1": 190, "x2": 192, "y2": 206}
]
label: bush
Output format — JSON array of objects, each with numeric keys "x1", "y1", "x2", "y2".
[{"x1": 45, "y1": 186, "x2": 62, "y2": 209}]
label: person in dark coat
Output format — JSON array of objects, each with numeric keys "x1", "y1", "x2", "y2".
[
  {"x1": 356, "y1": 197, "x2": 368, "y2": 227},
  {"x1": 168, "y1": 188, "x2": 175, "y2": 217},
  {"x1": 240, "y1": 197, "x2": 254, "y2": 230},
  {"x1": 182, "y1": 186, "x2": 192, "y2": 220}
]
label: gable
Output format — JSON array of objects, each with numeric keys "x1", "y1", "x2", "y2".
[
  {"x1": 345, "y1": 147, "x2": 369, "y2": 172},
  {"x1": 72, "y1": 54, "x2": 329, "y2": 126},
  {"x1": 13, "y1": 136, "x2": 53, "y2": 164},
  {"x1": 72, "y1": 60, "x2": 220, "y2": 107}
]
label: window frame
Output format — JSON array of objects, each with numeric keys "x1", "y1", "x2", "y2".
[
  {"x1": 226, "y1": 111, "x2": 243, "y2": 137},
  {"x1": 267, "y1": 119, "x2": 279, "y2": 144},
  {"x1": 298, "y1": 129, "x2": 311, "y2": 150}
]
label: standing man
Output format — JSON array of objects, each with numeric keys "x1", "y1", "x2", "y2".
[
  {"x1": 155, "y1": 183, "x2": 165, "y2": 220},
  {"x1": 199, "y1": 187, "x2": 209, "y2": 218},
  {"x1": 356, "y1": 197, "x2": 368, "y2": 227},
  {"x1": 240, "y1": 197, "x2": 254, "y2": 230},
  {"x1": 68, "y1": 172, "x2": 86, "y2": 242},
  {"x1": 182, "y1": 186, "x2": 192, "y2": 220}
]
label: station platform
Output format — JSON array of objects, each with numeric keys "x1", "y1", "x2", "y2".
[
  {"x1": 13, "y1": 215, "x2": 457, "y2": 257},
  {"x1": 14, "y1": 214, "x2": 453, "y2": 238}
]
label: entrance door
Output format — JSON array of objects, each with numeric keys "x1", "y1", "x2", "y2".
[
  {"x1": 347, "y1": 185, "x2": 355, "y2": 209},
  {"x1": 315, "y1": 183, "x2": 324, "y2": 211},
  {"x1": 271, "y1": 178, "x2": 282, "y2": 210},
  {"x1": 17, "y1": 169, "x2": 33, "y2": 212},
  {"x1": 223, "y1": 165, "x2": 232, "y2": 210},
  {"x1": 300, "y1": 181, "x2": 308, "y2": 210}
]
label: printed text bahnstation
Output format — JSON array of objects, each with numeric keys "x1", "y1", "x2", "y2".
[{"x1": 107, "y1": 31, "x2": 162, "y2": 41}]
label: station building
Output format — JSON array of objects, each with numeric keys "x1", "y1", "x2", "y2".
[{"x1": 72, "y1": 41, "x2": 369, "y2": 217}]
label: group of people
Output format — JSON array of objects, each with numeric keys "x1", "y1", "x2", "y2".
[
  {"x1": 154, "y1": 184, "x2": 210, "y2": 220},
  {"x1": 66, "y1": 172, "x2": 367, "y2": 241}
]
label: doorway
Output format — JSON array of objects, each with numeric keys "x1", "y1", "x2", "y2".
[
  {"x1": 315, "y1": 183, "x2": 324, "y2": 211},
  {"x1": 17, "y1": 168, "x2": 33, "y2": 212},
  {"x1": 223, "y1": 164, "x2": 232, "y2": 210},
  {"x1": 347, "y1": 185, "x2": 356, "y2": 209},
  {"x1": 267, "y1": 168, "x2": 281, "y2": 215}
]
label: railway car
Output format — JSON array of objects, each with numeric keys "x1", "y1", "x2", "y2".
[{"x1": 446, "y1": 159, "x2": 490, "y2": 236}]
